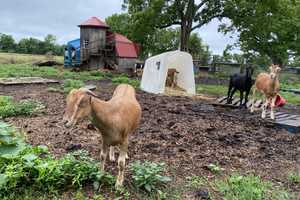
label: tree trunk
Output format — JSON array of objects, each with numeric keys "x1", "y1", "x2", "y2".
[{"x1": 180, "y1": 22, "x2": 191, "y2": 52}]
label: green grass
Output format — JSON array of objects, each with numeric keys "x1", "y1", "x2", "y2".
[
  {"x1": 48, "y1": 79, "x2": 85, "y2": 94},
  {"x1": 0, "y1": 52, "x2": 63, "y2": 64},
  {"x1": 112, "y1": 74, "x2": 140, "y2": 88},
  {"x1": 63, "y1": 79, "x2": 85, "y2": 93},
  {"x1": 197, "y1": 84, "x2": 300, "y2": 105},
  {"x1": 0, "y1": 64, "x2": 105, "y2": 81},
  {"x1": 0, "y1": 96, "x2": 44, "y2": 118},
  {"x1": 197, "y1": 84, "x2": 228, "y2": 96},
  {"x1": 215, "y1": 174, "x2": 293, "y2": 200}
]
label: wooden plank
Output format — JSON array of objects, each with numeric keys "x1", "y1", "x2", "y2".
[
  {"x1": 0, "y1": 77, "x2": 59, "y2": 85},
  {"x1": 276, "y1": 119, "x2": 300, "y2": 127},
  {"x1": 277, "y1": 115, "x2": 298, "y2": 121},
  {"x1": 254, "y1": 100, "x2": 262, "y2": 108},
  {"x1": 246, "y1": 99, "x2": 254, "y2": 108},
  {"x1": 84, "y1": 85, "x2": 97, "y2": 91},
  {"x1": 232, "y1": 98, "x2": 240, "y2": 106},
  {"x1": 217, "y1": 96, "x2": 227, "y2": 103},
  {"x1": 275, "y1": 112, "x2": 286, "y2": 117}
]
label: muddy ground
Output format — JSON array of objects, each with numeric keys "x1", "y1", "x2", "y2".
[{"x1": 1, "y1": 80, "x2": 300, "y2": 199}]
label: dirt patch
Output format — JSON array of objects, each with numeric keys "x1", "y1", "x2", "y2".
[{"x1": 2, "y1": 80, "x2": 300, "y2": 197}]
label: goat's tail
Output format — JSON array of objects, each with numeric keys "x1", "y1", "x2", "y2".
[{"x1": 250, "y1": 87, "x2": 256, "y2": 113}]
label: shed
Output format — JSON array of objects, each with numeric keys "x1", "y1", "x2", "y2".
[
  {"x1": 114, "y1": 33, "x2": 139, "y2": 70},
  {"x1": 141, "y1": 51, "x2": 196, "y2": 95}
]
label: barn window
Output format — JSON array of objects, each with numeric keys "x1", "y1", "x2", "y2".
[{"x1": 83, "y1": 39, "x2": 89, "y2": 48}]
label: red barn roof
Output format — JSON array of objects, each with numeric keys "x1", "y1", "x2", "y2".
[
  {"x1": 114, "y1": 33, "x2": 138, "y2": 58},
  {"x1": 79, "y1": 17, "x2": 109, "y2": 28}
]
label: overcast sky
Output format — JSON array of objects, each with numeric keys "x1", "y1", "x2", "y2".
[{"x1": 0, "y1": 0, "x2": 238, "y2": 55}]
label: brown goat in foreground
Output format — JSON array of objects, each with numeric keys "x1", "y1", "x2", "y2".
[
  {"x1": 63, "y1": 84, "x2": 142, "y2": 187},
  {"x1": 251, "y1": 64, "x2": 281, "y2": 119}
]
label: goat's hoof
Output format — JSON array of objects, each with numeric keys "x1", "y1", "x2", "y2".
[
  {"x1": 109, "y1": 156, "x2": 115, "y2": 162},
  {"x1": 115, "y1": 180, "x2": 123, "y2": 189}
]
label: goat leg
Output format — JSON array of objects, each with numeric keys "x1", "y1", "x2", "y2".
[
  {"x1": 229, "y1": 88, "x2": 237, "y2": 104},
  {"x1": 261, "y1": 99, "x2": 268, "y2": 119},
  {"x1": 244, "y1": 89, "x2": 250, "y2": 108},
  {"x1": 109, "y1": 146, "x2": 115, "y2": 162},
  {"x1": 227, "y1": 84, "x2": 233, "y2": 104},
  {"x1": 116, "y1": 142, "x2": 128, "y2": 188},
  {"x1": 250, "y1": 88, "x2": 256, "y2": 113},
  {"x1": 100, "y1": 143, "x2": 109, "y2": 171},
  {"x1": 239, "y1": 91, "x2": 244, "y2": 108},
  {"x1": 270, "y1": 97, "x2": 276, "y2": 120}
]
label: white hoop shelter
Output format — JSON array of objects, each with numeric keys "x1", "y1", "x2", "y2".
[{"x1": 140, "y1": 51, "x2": 196, "y2": 95}]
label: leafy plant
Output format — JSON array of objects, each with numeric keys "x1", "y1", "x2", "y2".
[
  {"x1": 288, "y1": 172, "x2": 300, "y2": 184},
  {"x1": 129, "y1": 161, "x2": 171, "y2": 193},
  {"x1": 0, "y1": 122, "x2": 26, "y2": 158},
  {"x1": 0, "y1": 123, "x2": 115, "y2": 197},
  {"x1": 112, "y1": 75, "x2": 140, "y2": 88},
  {"x1": 216, "y1": 174, "x2": 272, "y2": 200},
  {"x1": 186, "y1": 175, "x2": 207, "y2": 189},
  {"x1": 207, "y1": 163, "x2": 222, "y2": 174},
  {"x1": 0, "y1": 96, "x2": 44, "y2": 118}
]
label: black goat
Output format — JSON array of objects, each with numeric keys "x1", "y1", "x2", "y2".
[{"x1": 227, "y1": 66, "x2": 254, "y2": 108}]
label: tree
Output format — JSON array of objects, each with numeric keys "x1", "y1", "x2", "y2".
[
  {"x1": 43, "y1": 34, "x2": 57, "y2": 53},
  {"x1": 188, "y1": 32, "x2": 211, "y2": 65},
  {"x1": 106, "y1": 13, "x2": 132, "y2": 38},
  {"x1": 0, "y1": 33, "x2": 15, "y2": 52},
  {"x1": 222, "y1": 0, "x2": 300, "y2": 67},
  {"x1": 123, "y1": 0, "x2": 224, "y2": 52}
]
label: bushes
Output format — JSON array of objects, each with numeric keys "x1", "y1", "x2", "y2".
[
  {"x1": 129, "y1": 161, "x2": 171, "y2": 193},
  {"x1": 0, "y1": 96, "x2": 44, "y2": 118},
  {"x1": 0, "y1": 142, "x2": 115, "y2": 197}
]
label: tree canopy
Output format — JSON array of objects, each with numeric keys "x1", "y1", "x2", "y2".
[
  {"x1": 122, "y1": 0, "x2": 224, "y2": 52},
  {"x1": 0, "y1": 34, "x2": 65, "y2": 56},
  {"x1": 222, "y1": 0, "x2": 300, "y2": 66}
]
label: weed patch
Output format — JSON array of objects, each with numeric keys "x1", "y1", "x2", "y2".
[
  {"x1": 215, "y1": 174, "x2": 293, "y2": 200},
  {"x1": 288, "y1": 171, "x2": 300, "y2": 184},
  {"x1": 112, "y1": 75, "x2": 140, "y2": 88},
  {"x1": 0, "y1": 96, "x2": 44, "y2": 118}
]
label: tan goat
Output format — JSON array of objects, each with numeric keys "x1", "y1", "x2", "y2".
[
  {"x1": 63, "y1": 84, "x2": 142, "y2": 187},
  {"x1": 250, "y1": 64, "x2": 281, "y2": 119},
  {"x1": 166, "y1": 68, "x2": 179, "y2": 88}
]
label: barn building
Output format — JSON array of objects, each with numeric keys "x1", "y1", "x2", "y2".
[{"x1": 64, "y1": 17, "x2": 140, "y2": 71}]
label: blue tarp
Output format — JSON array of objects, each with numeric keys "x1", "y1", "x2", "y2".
[{"x1": 64, "y1": 39, "x2": 80, "y2": 67}]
